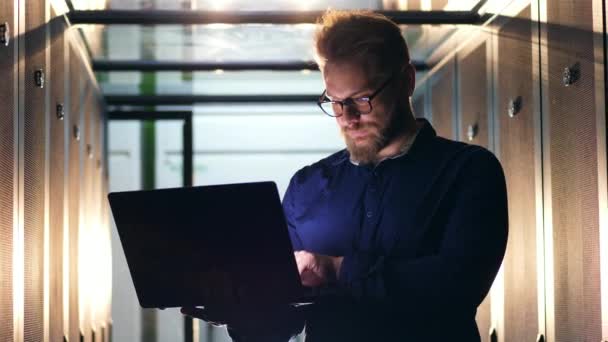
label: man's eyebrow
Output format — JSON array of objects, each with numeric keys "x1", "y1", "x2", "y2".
[{"x1": 326, "y1": 88, "x2": 370, "y2": 100}]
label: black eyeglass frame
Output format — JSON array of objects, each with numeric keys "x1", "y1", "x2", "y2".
[{"x1": 317, "y1": 74, "x2": 397, "y2": 117}]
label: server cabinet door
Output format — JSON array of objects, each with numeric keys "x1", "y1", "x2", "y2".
[
  {"x1": 458, "y1": 39, "x2": 489, "y2": 148},
  {"x1": 22, "y1": 0, "x2": 48, "y2": 340},
  {"x1": 0, "y1": 0, "x2": 16, "y2": 340},
  {"x1": 100, "y1": 114, "x2": 111, "y2": 342},
  {"x1": 49, "y1": 8, "x2": 67, "y2": 342},
  {"x1": 542, "y1": 0, "x2": 604, "y2": 341},
  {"x1": 81, "y1": 87, "x2": 94, "y2": 342},
  {"x1": 91, "y1": 104, "x2": 104, "y2": 340},
  {"x1": 430, "y1": 58, "x2": 456, "y2": 140},
  {"x1": 457, "y1": 34, "x2": 492, "y2": 342},
  {"x1": 496, "y1": 5, "x2": 542, "y2": 342},
  {"x1": 67, "y1": 44, "x2": 82, "y2": 342}
]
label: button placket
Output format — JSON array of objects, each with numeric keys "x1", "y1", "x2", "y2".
[
  {"x1": 365, "y1": 173, "x2": 380, "y2": 219},
  {"x1": 358, "y1": 170, "x2": 383, "y2": 250}
]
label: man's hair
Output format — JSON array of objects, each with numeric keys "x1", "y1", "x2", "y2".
[{"x1": 313, "y1": 9, "x2": 411, "y2": 84}]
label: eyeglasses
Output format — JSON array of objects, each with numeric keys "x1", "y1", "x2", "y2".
[{"x1": 317, "y1": 75, "x2": 396, "y2": 117}]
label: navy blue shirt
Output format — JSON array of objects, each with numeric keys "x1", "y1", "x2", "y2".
[{"x1": 276, "y1": 118, "x2": 508, "y2": 342}]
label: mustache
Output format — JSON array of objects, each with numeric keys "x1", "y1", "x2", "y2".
[{"x1": 341, "y1": 122, "x2": 380, "y2": 133}]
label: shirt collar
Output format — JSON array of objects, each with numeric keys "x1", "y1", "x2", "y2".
[
  {"x1": 331, "y1": 118, "x2": 436, "y2": 167},
  {"x1": 347, "y1": 118, "x2": 428, "y2": 166}
]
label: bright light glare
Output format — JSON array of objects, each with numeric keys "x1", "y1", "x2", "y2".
[
  {"x1": 295, "y1": 0, "x2": 315, "y2": 11},
  {"x1": 421, "y1": 0, "x2": 432, "y2": 11},
  {"x1": 209, "y1": 0, "x2": 231, "y2": 11},
  {"x1": 206, "y1": 24, "x2": 234, "y2": 30}
]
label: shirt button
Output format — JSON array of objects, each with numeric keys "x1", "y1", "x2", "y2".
[{"x1": 366, "y1": 211, "x2": 373, "y2": 218}]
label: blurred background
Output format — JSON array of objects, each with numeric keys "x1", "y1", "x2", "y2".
[{"x1": 1, "y1": 0, "x2": 607, "y2": 341}]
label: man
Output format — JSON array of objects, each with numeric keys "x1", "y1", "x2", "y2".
[{"x1": 183, "y1": 9, "x2": 508, "y2": 342}]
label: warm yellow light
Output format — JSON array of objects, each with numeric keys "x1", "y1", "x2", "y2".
[
  {"x1": 193, "y1": 319, "x2": 200, "y2": 341},
  {"x1": 78, "y1": 217, "x2": 87, "y2": 333},
  {"x1": 294, "y1": 0, "x2": 317, "y2": 11},
  {"x1": 44, "y1": 190, "x2": 50, "y2": 342},
  {"x1": 214, "y1": 69, "x2": 224, "y2": 75},
  {"x1": 420, "y1": 0, "x2": 432, "y2": 11},
  {"x1": 75, "y1": 169, "x2": 113, "y2": 334},
  {"x1": 91, "y1": 220, "x2": 105, "y2": 328},
  {"x1": 209, "y1": 0, "x2": 231, "y2": 11},
  {"x1": 14, "y1": 204, "x2": 24, "y2": 342},
  {"x1": 490, "y1": 263, "x2": 504, "y2": 342},
  {"x1": 63, "y1": 204, "x2": 70, "y2": 335},
  {"x1": 300, "y1": 69, "x2": 311, "y2": 75},
  {"x1": 444, "y1": 0, "x2": 479, "y2": 11}
]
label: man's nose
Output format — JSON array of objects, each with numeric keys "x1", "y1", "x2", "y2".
[{"x1": 342, "y1": 105, "x2": 361, "y2": 123}]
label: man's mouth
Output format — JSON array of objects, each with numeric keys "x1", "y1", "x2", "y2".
[{"x1": 347, "y1": 129, "x2": 369, "y2": 140}]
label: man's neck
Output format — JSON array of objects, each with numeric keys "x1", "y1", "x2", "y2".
[{"x1": 375, "y1": 119, "x2": 420, "y2": 162}]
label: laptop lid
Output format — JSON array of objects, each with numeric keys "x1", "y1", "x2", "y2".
[{"x1": 108, "y1": 181, "x2": 305, "y2": 308}]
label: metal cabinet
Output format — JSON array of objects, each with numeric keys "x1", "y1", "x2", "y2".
[
  {"x1": 430, "y1": 57, "x2": 456, "y2": 139},
  {"x1": 23, "y1": 0, "x2": 48, "y2": 340},
  {"x1": 49, "y1": 8, "x2": 67, "y2": 342},
  {"x1": 82, "y1": 85, "x2": 94, "y2": 342},
  {"x1": 541, "y1": 0, "x2": 606, "y2": 341},
  {"x1": 457, "y1": 33, "x2": 493, "y2": 342},
  {"x1": 458, "y1": 38, "x2": 490, "y2": 148},
  {"x1": 0, "y1": 0, "x2": 16, "y2": 340},
  {"x1": 0, "y1": 2, "x2": 107, "y2": 341},
  {"x1": 68, "y1": 44, "x2": 83, "y2": 342},
  {"x1": 495, "y1": 5, "x2": 543, "y2": 342}
]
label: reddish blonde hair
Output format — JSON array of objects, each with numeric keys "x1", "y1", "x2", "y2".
[{"x1": 314, "y1": 9, "x2": 411, "y2": 84}]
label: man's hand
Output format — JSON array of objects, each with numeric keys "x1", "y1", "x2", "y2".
[{"x1": 294, "y1": 251, "x2": 343, "y2": 287}]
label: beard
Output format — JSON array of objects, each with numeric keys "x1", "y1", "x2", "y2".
[{"x1": 341, "y1": 106, "x2": 406, "y2": 165}]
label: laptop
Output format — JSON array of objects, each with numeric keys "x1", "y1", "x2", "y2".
[{"x1": 108, "y1": 181, "x2": 316, "y2": 309}]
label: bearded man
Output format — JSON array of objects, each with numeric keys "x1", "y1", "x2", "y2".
[{"x1": 183, "y1": 9, "x2": 508, "y2": 342}]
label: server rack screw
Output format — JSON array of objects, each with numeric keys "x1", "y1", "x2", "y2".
[
  {"x1": 56, "y1": 103, "x2": 65, "y2": 120},
  {"x1": 73, "y1": 125, "x2": 80, "y2": 141},
  {"x1": 467, "y1": 123, "x2": 478, "y2": 141},
  {"x1": 562, "y1": 62, "x2": 580, "y2": 87},
  {"x1": 34, "y1": 69, "x2": 45, "y2": 88},
  {"x1": 0, "y1": 23, "x2": 9, "y2": 46},
  {"x1": 508, "y1": 96, "x2": 522, "y2": 118}
]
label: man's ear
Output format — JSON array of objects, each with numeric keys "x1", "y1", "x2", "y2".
[{"x1": 403, "y1": 63, "x2": 416, "y2": 97}]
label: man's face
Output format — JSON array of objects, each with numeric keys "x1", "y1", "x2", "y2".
[{"x1": 323, "y1": 61, "x2": 402, "y2": 164}]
